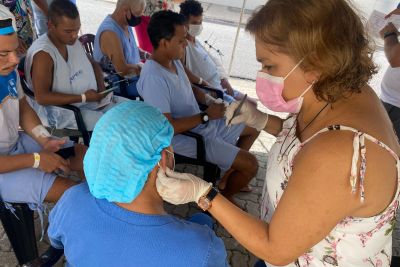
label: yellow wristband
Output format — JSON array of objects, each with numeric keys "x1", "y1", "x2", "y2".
[{"x1": 33, "y1": 153, "x2": 40, "y2": 168}]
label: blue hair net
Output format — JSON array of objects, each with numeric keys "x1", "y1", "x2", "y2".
[{"x1": 84, "y1": 101, "x2": 174, "y2": 203}]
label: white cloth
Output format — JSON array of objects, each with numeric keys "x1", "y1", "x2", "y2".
[
  {"x1": 25, "y1": 34, "x2": 120, "y2": 130},
  {"x1": 380, "y1": 66, "x2": 400, "y2": 107},
  {"x1": 0, "y1": 71, "x2": 24, "y2": 155},
  {"x1": 185, "y1": 39, "x2": 222, "y2": 89}
]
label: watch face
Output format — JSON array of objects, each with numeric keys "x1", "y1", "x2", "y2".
[
  {"x1": 198, "y1": 197, "x2": 211, "y2": 211},
  {"x1": 204, "y1": 115, "x2": 209, "y2": 121}
]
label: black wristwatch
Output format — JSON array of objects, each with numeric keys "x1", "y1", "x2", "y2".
[
  {"x1": 384, "y1": 31, "x2": 398, "y2": 39},
  {"x1": 200, "y1": 112, "x2": 209, "y2": 124},
  {"x1": 198, "y1": 187, "x2": 219, "y2": 211}
]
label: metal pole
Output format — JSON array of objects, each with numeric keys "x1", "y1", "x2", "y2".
[{"x1": 228, "y1": 0, "x2": 247, "y2": 76}]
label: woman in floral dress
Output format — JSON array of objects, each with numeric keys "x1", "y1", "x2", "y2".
[
  {"x1": 155, "y1": 0, "x2": 400, "y2": 266},
  {"x1": 135, "y1": 0, "x2": 182, "y2": 53}
]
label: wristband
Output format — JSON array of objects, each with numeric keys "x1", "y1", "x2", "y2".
[
  {"x1": 81, "y1": 93, "x2": 86, "y2": 103},
  {"x1": 32, "y1": 125, "x2": 51, "y2": 138},
  {"x1": 198, "y1": 77, "x2": 203, "y2": 85},
  {"x1": 384, "y1": 31, "x2": 398, "y2": 39},
  {"x1": 33, "y1": 153, "x2": 40, "y2": 169}
]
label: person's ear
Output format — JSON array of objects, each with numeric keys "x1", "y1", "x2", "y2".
[
  {"x1": 158, "y1": 149, "x2": 168, "y2": 172},
  {"x1": 304, "y1": 70, "x2": 320, "y2": 85},
  {"x1": 159, "y1": 39, "x2": 168, "y2": 50}
]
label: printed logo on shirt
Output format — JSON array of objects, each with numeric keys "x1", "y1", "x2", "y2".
[
  {"x1": 0, "y1": 71, "x2": 18, "y2": 107},
  {"x1": 70, "y1": 70, "x2": 83, "y2": 84}
]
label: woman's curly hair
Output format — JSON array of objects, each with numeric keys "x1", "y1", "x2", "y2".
[{"x1": 246, "y1": 0, "x2": 377, "y2": 103}]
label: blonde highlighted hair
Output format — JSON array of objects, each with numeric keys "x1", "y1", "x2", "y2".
[{"x1": 246, "y1": 0, "x2": 377, "y2": 103}]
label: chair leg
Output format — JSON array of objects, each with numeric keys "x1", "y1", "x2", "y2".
[{"x1": 0, "y1": 203, "x2": 38, "y2": 265}]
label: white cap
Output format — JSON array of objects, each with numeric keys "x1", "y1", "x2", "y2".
[{"x1": 0, "y1": 4, "x2": 17, "y2": 35}]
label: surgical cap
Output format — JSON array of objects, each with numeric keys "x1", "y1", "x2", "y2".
[
  {"x1": 84, "y1": 101, "x2": 174, "y2": 203},
  {"x1": 0, "y1": 5, "x2": 17, "y2": 35}
]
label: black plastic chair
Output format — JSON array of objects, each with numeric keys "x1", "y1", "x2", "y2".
[
  {"x1": 18, "y1": 58, "x2": 91, "y2": 146},
  {"x1": 78, "y1": 34, "x2": 95, "y2": 58},
  {"x1": 0, "y1": 201, "x2": 63, "y2": 267}
]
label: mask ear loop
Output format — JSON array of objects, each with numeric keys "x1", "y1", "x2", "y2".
[
  {"x1": 284, "y1": 58, "x2": 305, "y2": 80},
  {"x1": 299, "y1": 80, "x2": 315, "y2": 98}
]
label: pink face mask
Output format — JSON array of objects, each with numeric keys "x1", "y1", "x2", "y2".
[{"x1": 256, "y1": 60, "x2": 313, "y2": 114}]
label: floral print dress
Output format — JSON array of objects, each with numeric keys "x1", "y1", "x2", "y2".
[
  {"x1": 143, "y1": 0, "x2": 174, "y2": 17},
  {"x1": 261, "y1": 116, "x2": 400, "y2": 267}
]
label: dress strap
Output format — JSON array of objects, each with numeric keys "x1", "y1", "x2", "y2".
[{"x1": 301, "y1": 125, "x2": 399, "y2": 202}]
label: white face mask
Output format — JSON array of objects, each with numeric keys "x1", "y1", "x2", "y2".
[{"x1": 188, "y1": 24, "x2": 203, "y2": 37}]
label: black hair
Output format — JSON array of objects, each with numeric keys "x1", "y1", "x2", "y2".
[
  {"x1": 179, "y1": 0, "x2": 203, "y2": 19},
  {"x1": 48, "y1": 0, "x2": 79, "y2": 24},
  {"x1": 147, "y1": 10, "x2": 186, "y2": 49}
]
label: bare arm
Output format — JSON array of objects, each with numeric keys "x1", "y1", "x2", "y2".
[
  {"x1": 183, "y1": 64, "x2": 204, "y2": 85},
  {"x1": 264, "y1": 115, "x2": 284, "y2": 136},
  {"x1": 164, "y1": 113, "x2": 203, "y2": 134},
  {"x1": 31, "y1": 51, "x2": 82, "y2": 105},
  {"x1": 380, "y1": 22, "x2": 400, "y2": 67},
  {"x1": 33, "y1": 0, "x2": 48, "y2": 16},
  {"x1": 89, "y1": 57, "x2": 106, "y2": 92},
  {"x1": 99, "y1": 31, "x2": 141, "y2": 76}
]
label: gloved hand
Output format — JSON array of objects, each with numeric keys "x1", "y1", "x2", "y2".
[
  {"x1": 225, "y1": 100, "x2": 269, "y2": 131},
  {"x1": 156, "y1": 168, "x2": 212, "y2": 205}
]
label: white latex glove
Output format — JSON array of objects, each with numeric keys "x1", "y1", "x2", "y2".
[
  {"x1": 225, "y1": 100, "x2": 269, "y2": 131},
  {"x1": 156, "y1": 168, "x2": 212, "y2": 205}
]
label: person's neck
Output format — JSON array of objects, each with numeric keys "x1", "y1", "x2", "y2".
[
  {"x1": 47, "y1": 32, "x2": 66, "y2": 51},
  {"x1": 187, "y1": 35, "x2": 195, "y2": 43},
  {"x1": 111, "y1": 10, "x2": 128, "y2": 31},
  {"x1": 152, "y1": 50, "x2": 174, "y2": 71},
  {"x1": 297, "y1": 94, "x2": 330, "y2": 131},
  {"x1": 116, "y1": 191, "x2": 166, "y2": 215}
]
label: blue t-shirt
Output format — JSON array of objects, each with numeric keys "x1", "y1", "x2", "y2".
[
  {"x1": 48, "y1": 183, "x2": 229, "y2": 267},
  {"x1": 137, "y1": 59, "x2": 201, "y2": 118},
  {"x1": 94, "y1": 15, "x2": 140, "y2": 72}
]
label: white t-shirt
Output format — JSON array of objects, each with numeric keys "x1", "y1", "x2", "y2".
[
  {"x1": 25, "y1": 34, "x2": 98, "y2": 129},
  {"x1": 0, "y1": 70, "x2": 24, "y2": 155},
  {"x1": 185, "y1": 39, "x2": 222, "y2": 90},
  {"x1": 380, "y1": 66, "x2": 400, "y2": 107}
]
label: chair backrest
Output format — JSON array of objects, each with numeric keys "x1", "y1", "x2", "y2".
[
  {"x1": 17, "y1": 57, "x2": 35, "y2": 99},
  {"x1": 78, "y1": 34, "x2": 95, "y2": 58}
]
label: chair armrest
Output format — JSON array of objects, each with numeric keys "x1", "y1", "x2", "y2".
[
  {"x1": 192, "y1": 83, "x2": 224, "y2": 99},
  {"x1": 23, "y1": 246, "x2": 64, "y2": 267},
  {"x1": 180, "y1": 131, "x2": 206, "y2": 162},
  {"x1": 57, "y1": 104, "x2": 90, "y2": 146}
]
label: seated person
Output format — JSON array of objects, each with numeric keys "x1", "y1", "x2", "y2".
[
  {"x1": 93, "y1": 0, "x2": 149, "y2": 98},
  {"x1": 179, "y1": 0, "x2": 254, "y2": 104},
  {"x1": 48, "y1": 101, "x2": 229, "y2": 267},
  {"x1": 0, "y1": 5, "x2": 85, "y2": 209},
  {"x1": 137, "y1": 10, "x2": 260, "y2": 203},
  {"x1": 25, "y1": 0, "x2": 127, "y2": 131}
]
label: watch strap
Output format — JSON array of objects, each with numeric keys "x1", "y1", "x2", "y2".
[
  {"x1": 205, "y1": 187, "x2": 218, "y2": 202},
  {"x1": 384, "y1": 31, "x2": 398, "y2": 39}
]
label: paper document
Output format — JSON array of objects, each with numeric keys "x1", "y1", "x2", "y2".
[
  {"x1": 367, "y1": 10, "x2": 400, "y2": 47},
  {"x1": 95, "y1": 92, "x2": 113, "y2": 110}
]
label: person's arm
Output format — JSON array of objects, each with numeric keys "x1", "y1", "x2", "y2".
[
  {"x1": 32, "y1": 51, "x2": 104, "y2": 105},
  {"x1": 99, "y1": 31, "x2": 141, "y2": 76},
  {"x1": 164, "y1": 102, "x2": 225, "y2": 134},
  {"x1": 380, "y1": 23, "x2": 400, "y2": 67},
  {"x1": 33, "y1": 0, "x2": 49, "y2": 16},
  {"x1": 89, "y1": 57, "x2": 106, "y2": 92},
  {"x1": 138, "y1": 48, "x2": 151, "y2": 61},
  {"x1": 183, "y1": 64, "x2": 210, "y2": 86},
  {"x1": 157, "y1": 132, "x2": 381, "y2": 265}
]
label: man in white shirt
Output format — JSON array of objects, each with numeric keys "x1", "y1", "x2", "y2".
[
  {"x1": 26, "y1": 0, "x2": 126, "y2": 131},
  {"x1": 0, "y1": 4, "x2": 85, "y2": 208}
]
